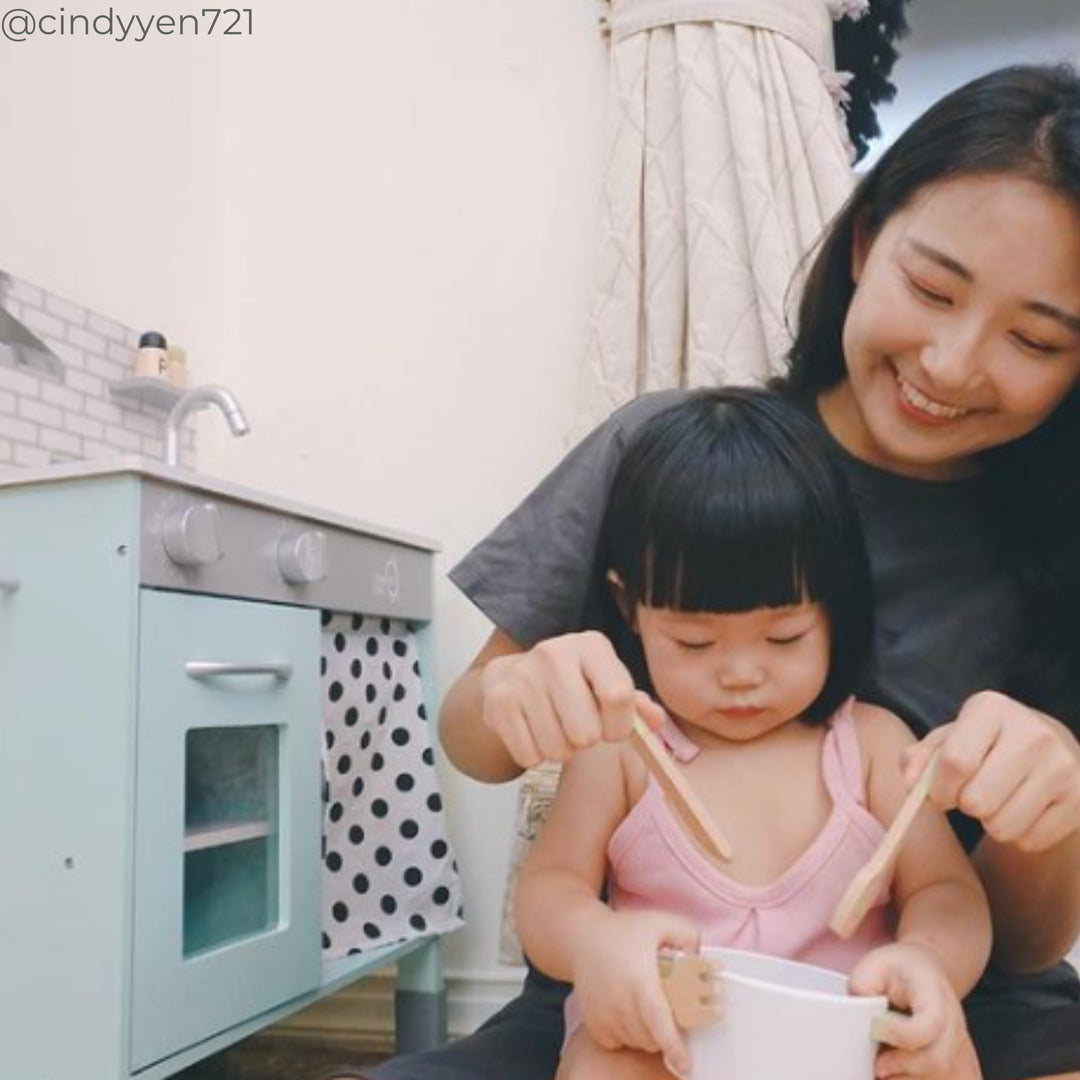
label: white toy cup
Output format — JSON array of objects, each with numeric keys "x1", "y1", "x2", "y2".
[{"x1": 674, "y1": 948, "x2": 889, "y2": 1080}]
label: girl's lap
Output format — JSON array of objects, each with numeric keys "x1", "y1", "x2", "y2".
[{"x1": 557, "y1": 1028, "x2": 677, "y2": 1080}]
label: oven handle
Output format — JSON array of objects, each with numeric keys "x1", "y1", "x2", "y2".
[{"x1": 185, "y1": 660, "x2": 294, "y2": 681}]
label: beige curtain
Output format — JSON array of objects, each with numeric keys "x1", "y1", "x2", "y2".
[{"x1": 572, "y1": 0, "x2": 859, "y2": 437}]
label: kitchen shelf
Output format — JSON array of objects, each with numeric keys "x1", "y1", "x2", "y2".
[
  {"x1": 184, "y1": 820, "x2": 273, "y2": 854},
  {"x1": 110, "y1": 376, "x2": 183, "y2": 411}
]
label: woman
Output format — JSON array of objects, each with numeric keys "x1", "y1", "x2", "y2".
[{"x1": 365, "y1": 64, "x2": 1080, "y2": 1080}]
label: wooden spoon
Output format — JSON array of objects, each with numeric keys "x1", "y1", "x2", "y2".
[
  {"x1": 630, "y1": 715, "x2": 734, "y2": 862},
  {"x1": 830, "y1": 749, "x2": 942, "y2": 939}
]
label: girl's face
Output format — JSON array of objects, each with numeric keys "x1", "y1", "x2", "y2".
[
  {"x1": 821, "y1": 173, "x2": 1080, "y2": 481},
  {"x1": 635, "y1": 601, "x2": 830, "y2": 742}
]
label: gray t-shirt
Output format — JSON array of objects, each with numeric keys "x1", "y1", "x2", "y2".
[{"x1": 451, "y1": 389, "x2": 1023, "y2": 744}]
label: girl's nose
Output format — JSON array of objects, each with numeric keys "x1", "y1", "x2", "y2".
[{"x1": 719, "y1": 660, "x2": 765, "y2": 690}]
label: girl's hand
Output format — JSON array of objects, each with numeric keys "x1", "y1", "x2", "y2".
[
  {"x1": 849, "y1": 943, "x2": 972, "y2": 1080},
  {"x1": 480, "y1": 630, "x2": 666, "y2": 769},
  {"x1": 571, "y1": 908, "x2": 700, "y2": 1075},
  {"x1": 901, "y1": 690, "x2": 1080, "y2": 853}
]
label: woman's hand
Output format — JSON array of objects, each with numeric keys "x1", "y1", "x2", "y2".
[
  {"x1": 480, "y1": 630, "x2": 666, "y2": 769},
  {"x1": 571, "y1": 908, "x2": 700, "y2": 1076},
  {"x1": 901, "y1": 690, "x2": 1080, "y2": 853},
  {"x1": 849, "y1": 943, "x2": 976, "y2": 1080}
]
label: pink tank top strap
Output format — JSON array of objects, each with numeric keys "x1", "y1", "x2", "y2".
[
  {"x1": 656, "y1": 715, "x2": 700, "y2": 763},
  {"x1": 821, "y1": 697, "x2": 869, "y2": 808}
]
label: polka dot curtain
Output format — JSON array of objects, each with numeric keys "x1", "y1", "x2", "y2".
[{"x1": 320, "y1": 612, "x2": 463, "y2": 958}]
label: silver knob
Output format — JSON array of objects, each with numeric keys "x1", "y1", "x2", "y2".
[
  {"x1": 162, "y1": 502, "x2": 223, "y2": 567},
  {"x1": 277, "y1": 529, "x2": 327, "y2": 585}
]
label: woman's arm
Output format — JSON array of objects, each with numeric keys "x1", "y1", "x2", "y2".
[
  {"x1": 902, "y1": 692, "x2": 1080, "y2": 972},
  {"x1": 439, "y1": 627, "x2": 645, "y2": 784}
]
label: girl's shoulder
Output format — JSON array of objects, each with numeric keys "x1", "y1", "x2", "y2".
[{"x1": 848, "y1": 698, "x2": 918, "y2": 822}]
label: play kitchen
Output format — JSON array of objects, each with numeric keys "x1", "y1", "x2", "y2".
[{"x1": 0, "y1": 458, "x2": 450, "y2": 1080}]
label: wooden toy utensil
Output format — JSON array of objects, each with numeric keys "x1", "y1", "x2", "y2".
[
  {"x1": 830, "y1": 749, "x2": 943, "y2": 939},
  {"x1": 658, "y1": 951, "x2": 724, "y2": 1029},
  {"x1": 630, "y1": 715, "x2": 734, "y2": 862}
]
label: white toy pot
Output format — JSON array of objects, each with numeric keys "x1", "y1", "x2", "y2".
[{"x1": 675, "y1": 948, "x2": 889, "y2": 1080}]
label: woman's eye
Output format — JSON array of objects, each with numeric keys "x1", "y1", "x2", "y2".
[
  {"x1": 906, "y1": 276, "x2": 952, "y2": 306},
  {"x1": 1011, "y1": 332, "x2": 1064, "y2": 356}
]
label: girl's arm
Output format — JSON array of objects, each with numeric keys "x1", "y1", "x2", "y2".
[
  {"x1": 857, "y1": 703, "x2": 992, "y2": 995},
  {"x1": 902, "y1": 692, "x2": 1080, "y2": 972},
  {"x1": 515, "y1": 741, "x2": 699, "y2": 1072}
]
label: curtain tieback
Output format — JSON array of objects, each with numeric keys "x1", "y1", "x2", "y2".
[{"x1": 608, "y1": 0, "x2": 834, "y2": 67}]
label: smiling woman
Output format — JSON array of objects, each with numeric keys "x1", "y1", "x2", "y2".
[{"x1": 365, "y1": 63, "x2": 1080, "y2": 1080}]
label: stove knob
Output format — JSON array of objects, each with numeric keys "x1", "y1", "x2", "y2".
[
  {"x1": 278, "y1": 529, "x2": 327, "y2": 585},
  {"x1": 162, "y1": 502, "x2": 223, "y2": 567}
]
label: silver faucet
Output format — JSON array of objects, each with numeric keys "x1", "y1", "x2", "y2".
[{"x1": 164, "y1": 385, "x2": 251, "y2": 467}]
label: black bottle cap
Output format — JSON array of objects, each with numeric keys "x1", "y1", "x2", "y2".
[{"x1": 138, "y1": 331, "x2": 167, "y2": 348}]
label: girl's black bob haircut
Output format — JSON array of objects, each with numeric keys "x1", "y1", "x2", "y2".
[{"x1": 595, "y1": 387, "x2": 873, "y2": 725}]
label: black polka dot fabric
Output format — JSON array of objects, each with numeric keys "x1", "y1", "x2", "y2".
[{"x1": 320, "y1": 613, "x2": 464, "y2": 957}]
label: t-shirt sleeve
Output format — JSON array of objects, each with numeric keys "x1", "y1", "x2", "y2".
[{"x1": 450, "y1": 389, "x2": 689, "y2": 648}]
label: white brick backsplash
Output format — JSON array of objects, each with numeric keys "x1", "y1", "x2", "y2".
[
  {"x1": 86, "y1": 397, "x2": 124, "y2": 425},
  {"x1": 45, "y1": 337, "x2": 86, "y2": 371},
  {"x1": 46, "y1": 294, "x2": 87, "y2": 327},
  {"x1": 13, "y1": 443, "x2": 49, "y2": 467},
  {"x1": 0, "y1": 364, "x2": 42, "y2": 398},
  {"x1": 0, "y1": 269, "x2": 194, "y2": 471},
  {"x1": 68, "y1": 326, "x2": 108, "y2": 357},
  {"x1": 104, "y1": 425, "x2": 142, "y2": 452},
  {"x1": 85, "y1": 354, "x2": 126, "y2": 383},
  {"x1": 67, "y1": 369, "x2": 105, "y2": 399},
  {"x1": 65, "y1": 413, "x2": 105, "y2": 440},
  {"x1": 0, "y1": 414, "x2": 37, "y2": 443},
  {"x1": 18, "y1": 307, "x2": 66, "y2": 340},
  {"x1": 81, "y1": 438, "x2": 116, "y2": 460},
  {"x1": 39, "y1": 427, "x2": 80, "y2": 456},
  {"x1": 4, "y1": 279, "x2": 43, "y2": 306},
  {"x1": 88, "y1": 312, "x2": 127, "y2": 343},
  {"x1": 18, "y1": 398, "x2": 62, "y2": 428},
  {"x1": 42, "y1": 382, "x2": 84, "y2": 411},
  {"x1": 107, "y1": 339, "x2": 134, "y2": 368}
]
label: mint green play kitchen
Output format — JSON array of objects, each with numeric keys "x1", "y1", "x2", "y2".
[{"x1": 0, "y1": 460, "x2": 462, "y2": 1079}]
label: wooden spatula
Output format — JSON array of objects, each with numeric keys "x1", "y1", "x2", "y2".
[
  {"x1": 630, "y1": 715, "x2": 734, "y2": 862},
  {"x1": 830, "y1": 749, "x2": 942, "y2": 939}
]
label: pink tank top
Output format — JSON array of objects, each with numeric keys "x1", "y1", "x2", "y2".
[{"x1": 564, "y1": 700, "x2": 895, "y2": 1040}]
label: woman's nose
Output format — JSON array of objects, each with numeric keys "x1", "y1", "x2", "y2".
[{"x1": 919, "y1": 322, "x2": 987, "y2": 394}]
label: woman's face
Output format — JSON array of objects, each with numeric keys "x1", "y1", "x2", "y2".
[{"x1": 820, "y1": 173, "x2": 1080, "y2": 480}]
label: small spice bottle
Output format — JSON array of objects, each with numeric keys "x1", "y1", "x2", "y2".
[{"x1": 134, "y1": 331, "x2": 169, "y2": 379}]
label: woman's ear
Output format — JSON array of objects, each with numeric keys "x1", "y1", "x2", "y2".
[
  {"x1": 851, "y1": 213, "x2": 873, "y2": 283},
  {"x1": 606, "y1": 570, "x2": 637, "y2": 629}
]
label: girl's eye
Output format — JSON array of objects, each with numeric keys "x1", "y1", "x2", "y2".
[
  {"x1": 767, "y1": 632, "x2": 807, "y2": 646},
  {"x1": 675, "y1": 640, "x2": 712, "y2": 652},
  {"x1": 1010, "y1": 332, "x2": 1064, "y2": 356},
  {"x1": 906, "y1": 276, "x2": 952, "y2": 306}
]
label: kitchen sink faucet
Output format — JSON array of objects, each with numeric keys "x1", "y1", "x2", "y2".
[{"x1": 165, "y1": 385, "x2": 251, "y2": 467}]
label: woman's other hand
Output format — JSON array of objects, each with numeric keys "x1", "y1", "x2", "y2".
[
  {"x1": 570, "y1": 908, "x2": 700, "y2": 1076},
  {"x1": 901, "y1": 691, "x2": 1080, "y2": 853},
  {"x1": 481, "y1": 630, "x2": 665, "y2": 770}
]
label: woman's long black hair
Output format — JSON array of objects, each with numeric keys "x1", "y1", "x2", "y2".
[
  {"x1": 589, "y1": 388, "x2": 874, "y2": 725},
  {"x1": 779, "y1": 64, "x2": 1080, "y2": 731}
]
